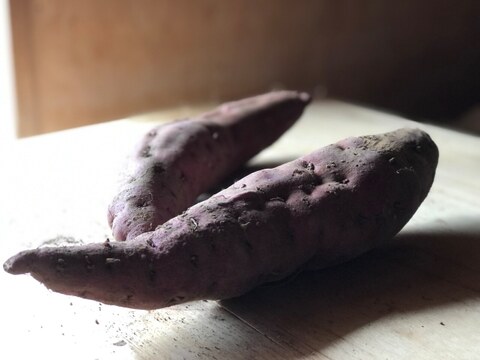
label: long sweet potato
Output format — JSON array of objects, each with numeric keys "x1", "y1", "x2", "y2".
[
  {"x1": 3, "y1": 128, "x2": 438, "y2": 309},
  {"x1": 108, "y1": 90, "x2": 311, "y2": 241}
]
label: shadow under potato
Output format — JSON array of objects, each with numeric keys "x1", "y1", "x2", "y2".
[
  {"x1": 182, "y1": 161, "x2": 479, "y2": 357},
  {"x1": 216, "y1": 216, "x2": 480, "y2": 357},
  {"x1": 134, "y1": 220, "x2": 479, "y2": 359}
]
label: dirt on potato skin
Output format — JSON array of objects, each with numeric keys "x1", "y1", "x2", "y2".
[{"x1": 4, "y1": 128, "x2": 438, "y2": 310}]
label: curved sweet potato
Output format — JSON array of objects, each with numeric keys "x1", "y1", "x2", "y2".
[
  {"x1": 108, "y1": 90, "x2": 311, "y2": 241},
  {"x1": 4, "y1": 128, "x2": 438, "y2": 309}
]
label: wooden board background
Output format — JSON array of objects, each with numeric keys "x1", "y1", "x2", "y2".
[{"x1": 10, "y1": 0, "x2": 480, "y2": 137}]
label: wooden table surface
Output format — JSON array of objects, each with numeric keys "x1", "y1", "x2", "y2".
[{"x1": 1, "y1": 101, "x2": 479, "y2": 360}]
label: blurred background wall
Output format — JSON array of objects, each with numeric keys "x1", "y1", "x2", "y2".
[{"x1": 9, "y1": 0, "x2": 480, "y2": 137}]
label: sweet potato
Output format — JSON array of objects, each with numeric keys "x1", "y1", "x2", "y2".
[
  {"x1": 108, "y1": 90, "x2": 311, "y2": 241},
  {"x1": 3, "y1": 128, "x2": 439, "y2": 309}
]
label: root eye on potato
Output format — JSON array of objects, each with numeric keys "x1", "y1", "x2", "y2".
[{"x1": 3, "y1": 128, "x2": 438, "y2": 310}]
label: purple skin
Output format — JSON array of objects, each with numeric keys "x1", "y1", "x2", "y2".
[
  {"x1": 108, "y1": 90, "x2": 311, "y2": 241},
  {"x1": 3, "y1": 128, "x2": 438, "y2": 310}
]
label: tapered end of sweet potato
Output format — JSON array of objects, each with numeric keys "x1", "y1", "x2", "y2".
[
  {"x1": 3, "y1": 250, "x2": 36, "y2": 275},
  {"x1": 3, "y1": 243, "x2": 141, "y2": 303},
  {"x1": 2, "y1": 239, "x2": 201, "y2": 309},
  {"x1": 271, "y1": 90, "x2": 312, "y2": 105}
]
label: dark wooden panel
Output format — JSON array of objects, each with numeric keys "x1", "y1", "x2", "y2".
[{"x1": 11, "y1": 0, "x2": 480, "y2": 136}]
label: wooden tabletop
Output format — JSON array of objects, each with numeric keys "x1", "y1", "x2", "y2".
[{"x1": 1, "y1": 101, "x2": 479, "y2": 360}]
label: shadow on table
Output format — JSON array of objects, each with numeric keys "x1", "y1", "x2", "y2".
[
  {"x1": 133, "y1": 160, "x2": 480, "y2": 358},
  {"x1": 133, "y1": 216, "x2": 480, "y2": 359},
  {"x1": 217, "y1": 216, "x2": 480, "y2": 358}
]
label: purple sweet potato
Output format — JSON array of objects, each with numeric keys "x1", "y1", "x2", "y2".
[
  {"x1": 3, "y1": 128, "x2": 438, "y2": 309},
  {"x1": 108, "y1": 90, "x2": 311, "y2": 241}
]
